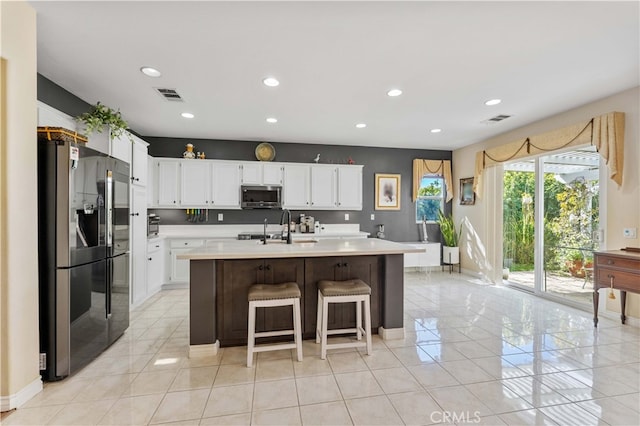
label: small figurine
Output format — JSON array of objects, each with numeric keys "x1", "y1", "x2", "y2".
[
  {"x1": 183, "y1": 143, "x2": 196, "y2": 159},
  {"x1": 197, "y1": 151, "x2": 206, "y2": 159},
  {"x1": 348, "y1": 157, "x2": 355, "y2": 165},
  {"x1": 313, "y1": 154, "x2": 320, "y2": 163}
]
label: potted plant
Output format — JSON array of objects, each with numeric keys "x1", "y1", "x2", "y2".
[
  {"x1": 565, "y1": 250, "x2": 585, "y2": 278},
  {"x1": 76, "y1": 101, "x2": 129, "y2": 140},
  {"x1": 437, "y1": 210, "x2": 462, "y2": 265}
]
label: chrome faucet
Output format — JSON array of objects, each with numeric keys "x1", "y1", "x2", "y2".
[
  {"x1": 263, "y1": 218, "x2": 268, "y2": 245},
  {"x1": 280, "y1": 209, "x2": 292, "y2": 244}
]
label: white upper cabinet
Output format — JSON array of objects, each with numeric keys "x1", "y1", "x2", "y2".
[
  {"x1": 156, "y1": 159, "x2": 180, "y2": 206},
  {"x1": 211, "y1": 162, "x2": 241, "y2": 208},
  {"x1": 240, "y1": 162, "x2": 283, "y2": 186},
  {"x1": 240, "y1": 163, "x2": 261, "y2": 185},
  {"x1": 283, "y1": 164, "x2": 311, "y2": 209},
  {"x1": 131, "y1": 135, "x2": 149, "y2": 187},
  {"x1": 310, "y1": 166, "x2": 336, "y2": 208},
  {"x1": 110, "y1": 133, "x2": 131, "y2": 164},
  {"x1": 151, "y1": 158, "x2": 362, "y2": 211},
  {"x1": 263, "y1": 163, "x2": 284, "y2": 185},
  {"x1": 147, "y1": 156, "x2": 156, "y2": 207},
  {"x1": 337, "y1": 166, "x2": 363, "y2": 210},
  {"x1": 181, "y1": 160, "x2": 211, "y2": 207}
]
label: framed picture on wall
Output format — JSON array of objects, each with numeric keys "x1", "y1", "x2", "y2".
[
  {"x1": 460, "y1": 177, "x2": 475, "y2": 205},
  {"x1": 375, "y1": 173, "x2": 401, "y2": 210}
]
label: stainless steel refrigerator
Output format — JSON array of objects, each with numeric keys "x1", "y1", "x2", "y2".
[{"x1": 38, "y1": 136, "x2": 130, "y2": 381}]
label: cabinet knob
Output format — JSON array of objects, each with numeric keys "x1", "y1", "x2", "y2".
[
  {"x1": 265, "y1": 264, "x2": 271, "y2": 271},
  {"x1": 148, "y1": 257, "x2": 152, "y2": 261},
  {"x1": 155, "y1": 245, "x2": 160, "y2": 248},
  {"x1": 342, "y1": 262, "x2": 348, "y2": 267},
  {"x1": 173, "y1": 201, "x2": 176, "y2": 204},
  {"x1": 258, "y1": 265, "x2": 264, "y2": 271},
  {"x1": 135, "y1": 177, "x2": 140, "y2": 181},
  {"x1": 184, "y1": 242, "x2": 188, "y2": 245},
  {"x1": 336, "y1": 263, "x2": 342, "y2": 268}
]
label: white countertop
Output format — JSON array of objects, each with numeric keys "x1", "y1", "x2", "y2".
[
  {"x1": 158, "y1": 224, "x2": 368, "y2": 239},
  {"x1": 177, "y1": 238, "x2": 423, "y2": 260}
]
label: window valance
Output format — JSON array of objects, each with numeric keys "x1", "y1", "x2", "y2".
[
  {"x1": 412, "y1": 159, "x2": 453, "y2": 202},
  {"x1": 473, "y1": 112, "x2": 625, "y2": 198}
]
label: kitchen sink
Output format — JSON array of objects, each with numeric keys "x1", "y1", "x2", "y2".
[{"x1": 257, "y1": 239, "x2": 318, "y2": 244}]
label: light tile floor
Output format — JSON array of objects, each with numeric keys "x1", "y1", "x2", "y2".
[{"x1": 4, "y1": 272, "x2": 640, "y2": 425}]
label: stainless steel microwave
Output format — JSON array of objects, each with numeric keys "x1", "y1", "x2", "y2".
[{"x1": 241, "y1": 185, "x2": 282, "y2": 209}]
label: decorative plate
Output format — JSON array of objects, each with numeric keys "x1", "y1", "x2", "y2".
[{"x1": 255, "y1": 142, "x2": 276, "y2": 161}]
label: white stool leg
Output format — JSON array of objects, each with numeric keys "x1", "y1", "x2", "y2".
[
  {"x1": 321, "y1": 296, "x2": 329, "y2": 360},
  {"x1": 247, "y1": 301, "x2": 256, "y2": 367},
  {"x1": 315, "y1": 290, "x2": 323, "y2": 344},
  {"x1": 356, "y1": 299, "x2": 362, "y2": 340},
  {"x1": 364, "y1": 296, "x2": 372, "y2": 355},
  {"x1": 293, "y1": 298, "x2": 303, "y2": 362}
]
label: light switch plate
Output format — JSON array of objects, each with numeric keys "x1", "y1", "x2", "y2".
[
  {"x1": 344, "y1": 213, "x2": 349, "y2": 221},
  {"x1": 370, "y1": 214, "x2": 375, "y2": 220},
  {"x1": 218, "y1": 213, "x2": 224, "y2": 221},
  {"x1": 623, "y1": 228, "x2": 637, "y2": 238}
]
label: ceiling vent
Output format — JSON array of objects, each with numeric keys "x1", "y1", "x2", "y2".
[
  {"x1": 482, "y1": 114, "x2": 512, "y2": 124},
  {"x1": 154, "y1": 88, "x2": 184, "y2": 102}
]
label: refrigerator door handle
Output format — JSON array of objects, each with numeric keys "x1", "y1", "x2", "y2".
[
  {"x1": 106, "y1": 170, "x2": 113, "y2": 248},
  {"x1": 106, "y1": 259, "x2": 112, "y2": 319}
]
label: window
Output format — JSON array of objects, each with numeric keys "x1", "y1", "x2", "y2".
[{"x1": 416, "y1": 176, "x2": 445, "y2": 223}]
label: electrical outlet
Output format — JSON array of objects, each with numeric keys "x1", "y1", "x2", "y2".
[
  {"x1": 370, "y1": 214, "x2": 375, "y2": 220},
  {"x1": 344, "y1": 213, "x2": 349, "y2": 221},
  {"x1": 218, "y1": 213, "x2": 224, "y2": 221},
  {"x1": 623, "y1": 228, "x2": 637, "y2": 238}
]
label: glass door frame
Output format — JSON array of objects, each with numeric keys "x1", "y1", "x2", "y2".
[{"x1": 502, "y1": 147, "x2": 605, "y2": 311}]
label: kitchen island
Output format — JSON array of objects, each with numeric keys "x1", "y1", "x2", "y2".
[{"x1": 178, "y1": 238, "x2": 424, "y2": 356}]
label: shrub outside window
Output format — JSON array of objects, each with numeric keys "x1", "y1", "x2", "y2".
[{"x1": 416, "y1": 176, "x2": 445, "y2": 223}]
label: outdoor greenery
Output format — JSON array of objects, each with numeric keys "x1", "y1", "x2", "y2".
[
  {"x1": 76, "y1": 102, "x2": 129, "y2": 140},
  {"x1": 503, "y1": 171, "x2": 598, "y2": 275},
  {"x1": 416, "y1": 177, "x2": 444, "y2": 222}
]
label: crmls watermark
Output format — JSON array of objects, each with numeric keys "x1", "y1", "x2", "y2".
[{"x1": 430, "y1": 410, "x2": 482, "y2": 424}]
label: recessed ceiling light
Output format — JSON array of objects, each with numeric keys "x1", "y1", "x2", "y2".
[
  {"x1": 387, "y1": 89, "x2": 402, "y2": 97},
  {"x1": 355, "y1": 123, "x2": 367, "y2": 128},
  {"x1": 266, "y1": 117, "x2": 278, "y2": 123},
  {"x1": 140, "y1": 66, "x2": 162, "y2": 77},
  {"x1": 485, "y1": 99, "x2": 502, "y2": 106},
  {"x1": 181, "y1": 112, "x2": 194, "y2": 119},
  {"x1": 263, "y1": 77, "x2": 280, "y2": 87},
  {"x1": 430, "y1": 128, "x2": 442, "y2": 133}
]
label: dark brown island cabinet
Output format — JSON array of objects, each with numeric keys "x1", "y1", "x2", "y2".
[
  {"x1": 214, "y1": 256, "x2": 382, "y2": 347},
  {"x1": 593, "y1": 250, "x2": 640, "y2": 327},
  {"x1": 182, "y1": 238, "x2": 421, "y2": 355}
]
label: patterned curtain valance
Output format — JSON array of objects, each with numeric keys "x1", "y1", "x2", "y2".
[
  {"x1": 473, "y1": 112, "x2": 625, "y2": 198},
  {"x1": 412, "y1": 159, "x2": 453, "y2": 203}
]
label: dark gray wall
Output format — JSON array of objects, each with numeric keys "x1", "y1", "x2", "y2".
[
  {"x1": 147, "y1": 138, "x2": 451, "y2": 242},
  {"x1": 37, "y1": 73, "x2": 452, "y2": 242}
]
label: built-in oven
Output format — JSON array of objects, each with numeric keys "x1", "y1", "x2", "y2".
[{"x1": 147, "y1": 214, "x2": 160, "y2": 237}]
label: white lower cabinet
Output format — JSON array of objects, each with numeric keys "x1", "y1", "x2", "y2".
[
  {"x1": 130, "y1": 186, "x2": 148, "y2": 306},
  {"x1": 146, "y1": 239, "x2": 164, "y2": 297},
  {"x1": 169, "y1": 239, "x2": 204, "y2": 284},
  {"x1": 404, "y1": 243, "x2": 441, "y2": 268}
]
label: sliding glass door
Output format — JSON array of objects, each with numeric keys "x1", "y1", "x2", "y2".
[{"x1": 503, "y1": 147, "x2": 600, "y2": 305}]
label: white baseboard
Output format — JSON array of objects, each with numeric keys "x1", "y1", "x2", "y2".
[
  {"x1": 189, "y1": 341, "x2": 220, "y2": 357},
  {"x1": 0, "y1": 377, "x2": 42, "y2": 412},
  {"x1": 378, "y1": 327, "x2": 405, "y2": 340},
  {"x1": 162, "y1": 282, "x2": 188, "y2": 290}
]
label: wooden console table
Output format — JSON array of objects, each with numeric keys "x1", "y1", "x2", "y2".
[{"x1": 593, "y1": 250, "x2": 640, "y2": 327}]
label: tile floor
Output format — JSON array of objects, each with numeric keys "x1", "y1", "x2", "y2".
[{"x1": 3, "y1": 271, "x2": 640, "y2": 425}]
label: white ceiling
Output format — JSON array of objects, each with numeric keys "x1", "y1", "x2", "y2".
[{"x1": 31, "y1": 1, "x2": 639, "y2": 150}]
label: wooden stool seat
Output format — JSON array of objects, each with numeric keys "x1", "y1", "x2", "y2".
[
  {"x1": 247, "y1": 282, "x2": 303, "y2": 367},
  {"x1": 316, "y1": 279, "x2": 372, "y2": 359}
]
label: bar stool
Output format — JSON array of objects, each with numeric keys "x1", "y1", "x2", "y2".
[
  {"x1": 247, "y1": 282, "x2": 303, "y2": 368},
  {"x1": 316, "y1": 279, "x2": 372, "y2": 359}
]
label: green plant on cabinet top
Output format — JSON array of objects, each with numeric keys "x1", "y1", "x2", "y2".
[{"x1": 76, "y1": 101, "x2": 129, "y2": 141}]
